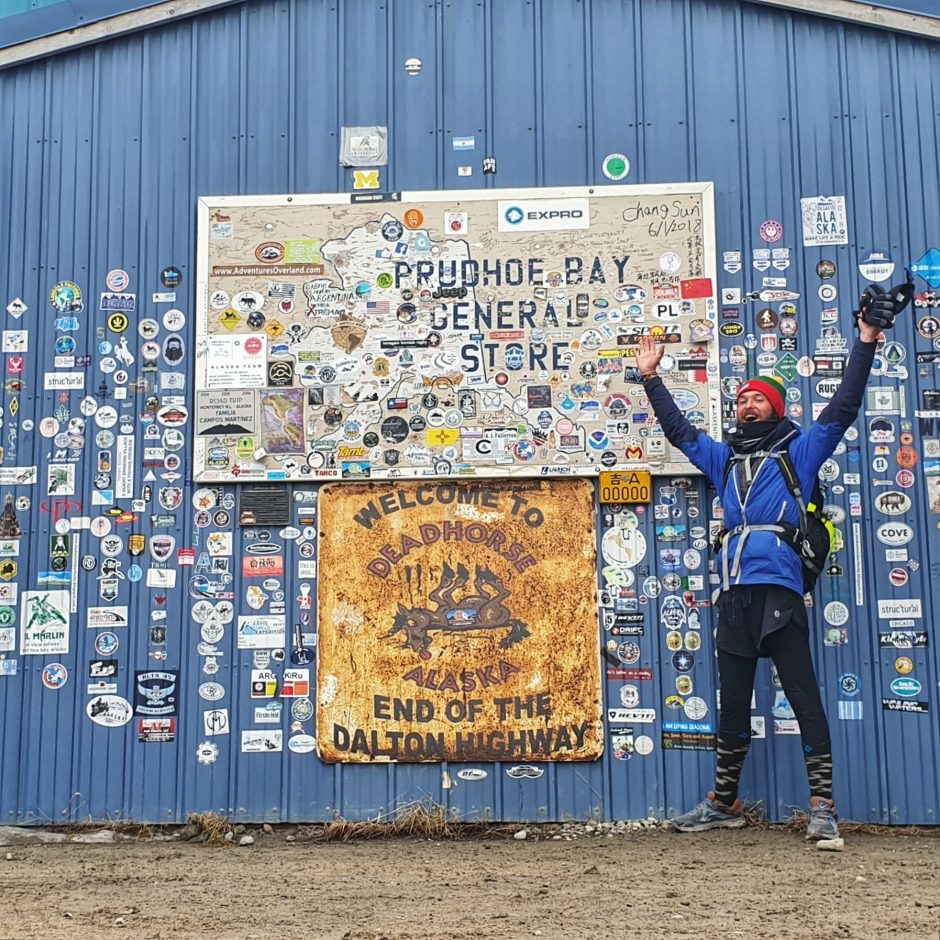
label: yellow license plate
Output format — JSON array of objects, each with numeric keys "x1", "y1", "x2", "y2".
[{"x1": 598, "y1": 470, "x2": 652, "y2": 504}]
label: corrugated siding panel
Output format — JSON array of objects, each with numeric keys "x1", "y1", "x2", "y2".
[{"x1": 0, "y1": 0, "x2": 937, "y2": 825}]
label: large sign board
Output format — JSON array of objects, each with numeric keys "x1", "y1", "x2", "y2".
[
  {"x1": 194, "y1": 185, "x2": 720, "y2": 482},
  {"x1": 316, "y1": 478, "x2": 602, "y2": 762}
]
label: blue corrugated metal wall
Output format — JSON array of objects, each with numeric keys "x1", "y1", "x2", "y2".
[{"x1": 0, "y1": 0, "x2": 938, "y2": 825}]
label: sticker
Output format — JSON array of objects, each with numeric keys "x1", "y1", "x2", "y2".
[
  {"x1": 87, "y1": 695, "x2": 133, "y2": 726},
  {"x1": 196, "y1": 741, "x2": 220, "y2": 765},
  {"x1": 824, "y1": 601, "x2": 849, "y2": 626},
  {"x1": 41, "y1": 662, "x2": 69, "y2": 689},
  {"x1": 602, "y1": 153, "x2": 630, "y2": 181},
  {"x1": 858, "y1": 249, "x2": 895, "y2": 283},
  {"x1": 759, "y1": 220, "x2": 783, "y2": 243}
]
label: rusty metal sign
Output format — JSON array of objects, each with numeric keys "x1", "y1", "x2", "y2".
[{"x1": 316, "y1": 479, "x2": 602, "y2": 762}]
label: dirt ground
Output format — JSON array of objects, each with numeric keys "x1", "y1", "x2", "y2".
[{"x1": 2, "y1": 827, "x2": 938, "y2": 940}]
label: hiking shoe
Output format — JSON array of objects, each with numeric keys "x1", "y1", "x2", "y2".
[
  {"x1": 806, "y1": 797, "x2": 840, "y2": 841},
  {"x1": 670, "y1": 791, "x2": 745, "y2": 832}
]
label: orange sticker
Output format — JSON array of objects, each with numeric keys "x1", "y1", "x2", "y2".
[{"x1": 403, "y1": 209, "x2": 424, "y2": 229}]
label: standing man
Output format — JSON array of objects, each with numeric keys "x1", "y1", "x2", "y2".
[{"x1": 634, "y1": 280, "x2": 911, "y2": 840}]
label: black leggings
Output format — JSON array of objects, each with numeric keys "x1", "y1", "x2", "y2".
[{"x1": 717, "y1": 620, "x2": 831, "y2": 751}]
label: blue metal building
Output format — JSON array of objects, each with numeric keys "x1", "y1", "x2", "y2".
[{"x1": 0, "y1": 0, "x2": 938, "y2": 825}]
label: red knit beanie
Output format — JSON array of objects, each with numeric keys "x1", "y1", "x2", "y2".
[{"x1": 736, "y1": 375, "x2": 786, "y2": 418}]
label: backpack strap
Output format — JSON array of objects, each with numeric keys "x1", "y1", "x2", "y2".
[{"x1": 716, "y1": 435, "x2": 819, "y2": 589}]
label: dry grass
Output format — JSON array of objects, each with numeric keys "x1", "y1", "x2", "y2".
[
  {"x1": 182, "y1": 811, "x2": 231, "y2": 846},
  {"x1": 300, "y1": 800, "x2": 509, "y2": 843},
  {"x1": 59, "y1": 820, "x2": 158, "y2": 841},
  {"x1": 778, "y1": 808, "x2": 940, "y2": 838}
]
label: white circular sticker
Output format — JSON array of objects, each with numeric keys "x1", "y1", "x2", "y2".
[
  {"x1": 601, "y1": 528, "x2": 647, "y2": 568},
  {"x1": 90, "y1": 516, "x2": 112, "y2": 538},
  {"x1": 95, "y1": 406, "x2": 118, "y2": 428},
  {"x1": 818, "y1": 284, "x2": 838, "y2": 302},
  {"x1": 163, "y1": 309, "x2": 186, "y2": 331},
  {"x1": 191, "y1": 600, "x2": 214, "y2": 623},
  {"x1": 659, "y1": 252, "x2": 682, "y2": 274},
  {"x1": 39, "y1": 417, "x2": 60, "y2": 438},
  {"x1": 54, "y1": 518, "x2": 71, "y2": 535},
  {"x1": 633, "y1": 735, "x2": 654, "y2": 756},
  {"x1": 824, "y1": 601, "x2": 849, "y2": 626},
  {"x1": 684, "y1": 696, "x2": 708, "y2": 720},
  {"x1": 100, "y1": 535, "x2": 124, "y2": 557}
]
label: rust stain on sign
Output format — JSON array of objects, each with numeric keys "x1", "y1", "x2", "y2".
[{"x1": 316, "y1": 479, "x2": 602, "y2": 762}]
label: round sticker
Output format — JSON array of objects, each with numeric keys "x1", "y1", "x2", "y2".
[
  {"x1": 90, "y1": 516, "x2": 112, "y2": 538},
  {"x1": 42, "y1": 663, "x2": 69, "y2": 690},
  {"x1": 895, "y1": 656, "x2": 914, "y2": 675},
  {"x1": 818, "y1": 283, "x2": 838, "y2": 302},
  {"x1": 163, "y1": 309, "x2": 186, "y2": 331},
  {"x1": 683, "y1": 696, "x2": 708, "y2": 720},
  {"x1": 39, "y1": 417, "x2": 60, "y2": 437},
  {"x1": 888, "y1": 567, "x2": 909, "y2": 587},
  {"x1": 671, "y1": 650, "x2": 695, "y2": 673},
  {"x1": 95, "y1": 406, "x2": 118, "y2": 428},
  {"x1": 824, "y1": 601, "x2": 849, "y2": 626},
  {"x1": 759, "y1": 220, "x2": 783, "y2": 243},
  {"x1": 633, "y1": 735, "x2": 654, "y2": 756},
  {"x1": 107, "y1": 312, "x2": 129, "y2": 333},
  {"x1": 659, "y1": 252, "x2": 681, "y2": 274},
  {"x1": 95, "y1": 631, "x2": 119, "y2": 655},
  {"x1": 601, "y1": 528, "x2": 646, "y2": 568},
  {"x1": 602, "y1": 153, "x2": 630, "y2": 181},
  {"x1": 616, "y1": 642, "x2": 641, "y2": 665},
  {"x1": 106, "y1": 269, "x2": 130, "y2": 291}
]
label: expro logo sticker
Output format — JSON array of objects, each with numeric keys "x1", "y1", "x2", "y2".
[{"x1": 497, "y1": 198, "x2": 590, "y2": 233}]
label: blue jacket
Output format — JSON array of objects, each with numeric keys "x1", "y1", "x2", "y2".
[{"x1": 644, "y1": 339, "x2": 876, "y2": 595}]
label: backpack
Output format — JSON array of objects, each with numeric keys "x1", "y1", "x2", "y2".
[{"x1": 716, "y1": 447, "x2": 836, "y2": 594}]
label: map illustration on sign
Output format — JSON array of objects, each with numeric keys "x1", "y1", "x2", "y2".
[{"x1": 195, "y1": 185, "x2": 720, "y2": 482}]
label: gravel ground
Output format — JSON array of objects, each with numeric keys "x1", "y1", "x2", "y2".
[{"x1": 1, "y1": 822, "x2": 938, "y2": 940}]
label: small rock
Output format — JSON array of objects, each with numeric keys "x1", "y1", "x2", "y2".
[
  {"x1": 552, "y1": 834, "x2": 562, "y2": 841},
  {"x1": 286, "y1": 834, "x2": 295, "y2": 843},
  {"x1": 114, "y1": 917, "x2": 126, "y2": 927},
  {"x1": 817, "y1": 837, "x2": 845, "y2": 853},
  {"x1": 262, "y1": 823, "x2": 273, "y2": 834},
  {"x1": 239, "y1": 835, "x2": 255, "y2": 847},
  {"x1": 5, "y1": 853, "x2": 13, "y2": 861},
  {"x1": 224, "y1": 831, "x2": 234, "y2": 843},
  {"x1": 513, "y1": 829, "x2": 528, "y2": 841}
]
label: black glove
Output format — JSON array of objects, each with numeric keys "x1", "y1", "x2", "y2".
[{"x1": 857, "y1": 269, "x2": 915, "y2": 330}]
